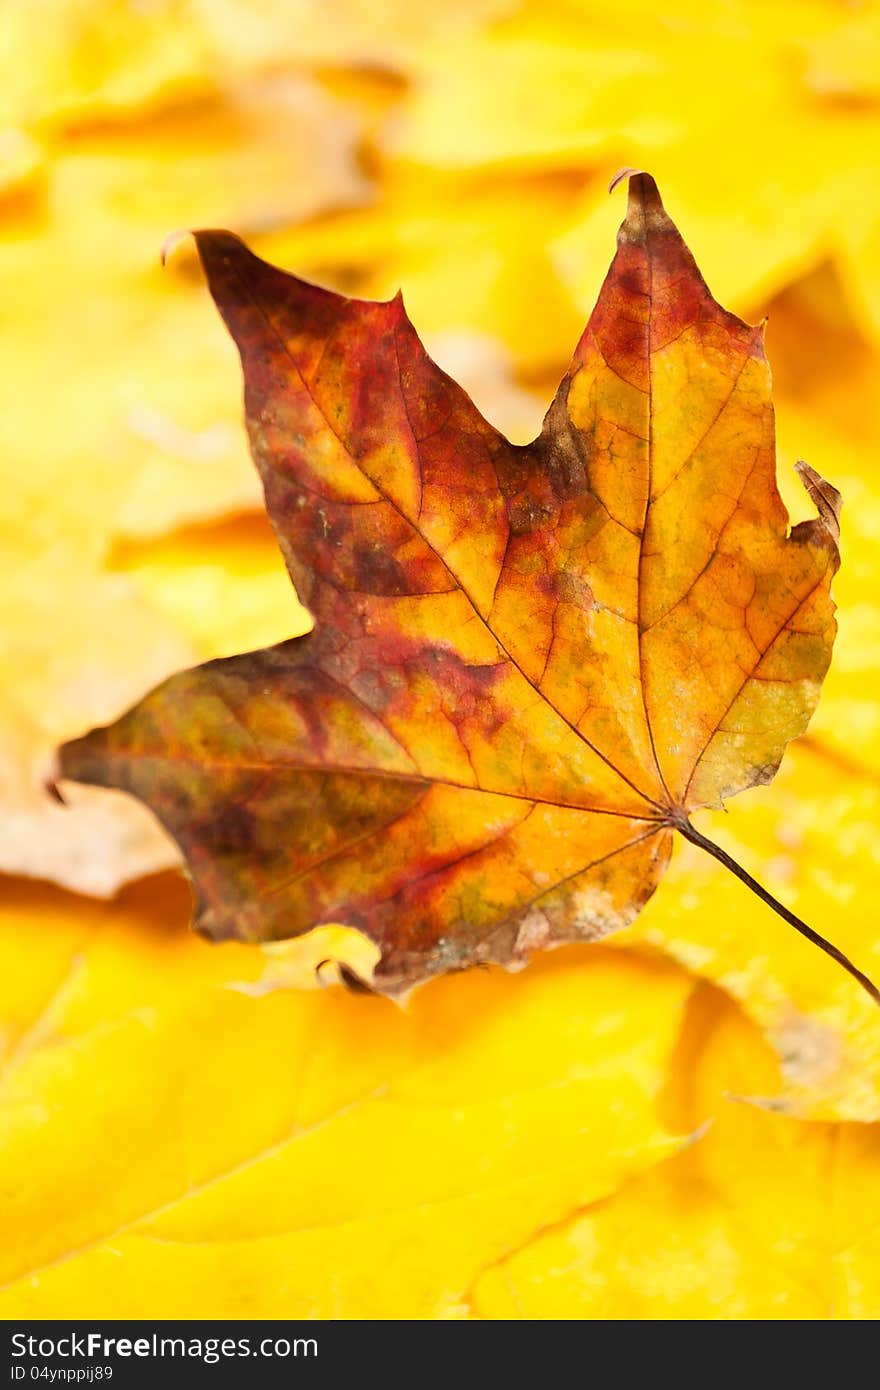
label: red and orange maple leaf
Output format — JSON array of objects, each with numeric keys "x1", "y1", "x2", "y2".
[{"x1": 60, "y1": 173, "x2": 866, "y2": 999}]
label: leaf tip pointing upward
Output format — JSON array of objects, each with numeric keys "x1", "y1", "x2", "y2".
[{"x1": 609, "y1": 166, "x2": 668, "y2": 227}]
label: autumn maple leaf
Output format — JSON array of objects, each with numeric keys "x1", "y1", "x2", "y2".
[{"x1": 59, "y1": 172, "x2": 876, "y2": 1003}]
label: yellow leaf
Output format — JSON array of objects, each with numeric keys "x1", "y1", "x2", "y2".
[
  {"x1": 471, "y1": 987, "x2": 880, "y2": 1319},
  {"x1": 390, "y1": 7, "x2": 880, "y2": 331},
  {"x1": 795, "y1": 11, "x2": 880, "y2": 104},
  {"x1": 767, "y1": 264, "x2": 880, "y2": 779},
  {"x1": 193, "y1": 0, "x2": 511, "y2": 74},
  {"x1": 617, "y1": 744, "x2": 880, "y2": 1119},
  {"x1": 111, "y1": 515, "x2": 309, "y2": 661},
  {"x1": 0, "y1": 876, "x2": 693, "y2": 1318},
  {"x1": 0, "y1": 0, "x2": 210, "y2": 131},
  {"x1": 0, "y1": 73, "x2": 363, "y2": 890},
  {"x1": 0, "y1": 128, "x2": 45, "y2": 198},
  {"x1": 264, "y1": 168, "x2": 588, "y2": 374}
]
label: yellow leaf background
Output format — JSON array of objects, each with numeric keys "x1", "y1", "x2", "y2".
[{"x1": 2, "y1": 0, "x2": 879, "y2": 1319}]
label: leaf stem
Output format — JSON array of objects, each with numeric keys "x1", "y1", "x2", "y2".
[{"x1": 675, "y1": 815, "x2": 880, "y2": 1008}]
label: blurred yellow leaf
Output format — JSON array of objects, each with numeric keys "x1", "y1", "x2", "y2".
[
  {"x1": 0, "y1": 876, "x2": 693, "y2": 1318},
  {"x1": 0, "y1": 0, "x2": 509, "y2": 135},
  {"x1": 263, "y1": 167, "x2": 588, "y2": 374},
  {"x1": 470, "y1": 988, "x2": 880, "y2": 1318},
  {"x1": 0, "y1": 72, "x2": 363, "y2": 890},
  {"x1": 617, "y1": 744, "x2": 880, "y2": 1120},
  {"x1": 0, "y1": 553, "x2": 194, "y2": 894},
  {"x1": 0, "y1": 0, "x2": 210, "y2": 131},
  {"x1": 0, "y1": 129, "x2": 45, "y2": 198},
  {"x1": 111, "y1": 515, "x2": 308, "y2": 660},
  {"x1": 195, "y1": 0, "x2": 513, "y2": 73},
  {"x1": 391, "y1": 5, "x2": 880, "y2": 338},
  {"x1": 795, "y1": 11, "x2": 880, "y2": 104},
  {"x1": 767, "y1": 265, "x2": 880, "y2": 778}
]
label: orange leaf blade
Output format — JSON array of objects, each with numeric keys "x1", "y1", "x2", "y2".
[{"x1": 60, "y1": 173, "x2": 839, "y2": 993}]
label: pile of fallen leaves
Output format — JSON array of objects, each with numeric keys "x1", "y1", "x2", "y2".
[{"x1": 2, "y1": 0, "x2": 879, "y2": 1319}]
